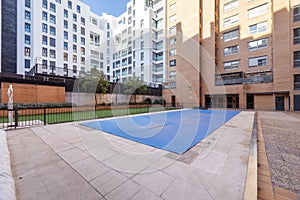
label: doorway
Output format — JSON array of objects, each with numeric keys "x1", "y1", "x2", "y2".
[
  {"x1": 171, "y1": 95, "x2": 176, "y2": 107},
  {"x1": 247, "y1": 94, "x2": 254, "y2": 109},
  {"x1": 275, "y1": 97, "x2": 284, "y2": 111}
]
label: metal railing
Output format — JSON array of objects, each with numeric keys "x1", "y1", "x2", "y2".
[{"x1": 0, "y1": 103, "x2": 175, "y2": 130}]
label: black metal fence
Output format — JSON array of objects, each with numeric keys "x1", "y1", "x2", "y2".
[{"x1": 0, "y1": 103, "x2": 180, "y2": 130}]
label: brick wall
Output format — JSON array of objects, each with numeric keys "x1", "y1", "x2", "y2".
[{"x1": 1, "y1": 82, "x2": 65, "y2": 104}]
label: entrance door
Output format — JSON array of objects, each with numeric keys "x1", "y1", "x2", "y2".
[
  {"x1": 171, "y1": 95, "x2": 176, "y2": 107},
  {"x1": 247, "y1": 94, "x2": 254, "y2": 109},
  {"x1": 295, "y1": 95, "x2": 300, "y2": 111},
  {"x1": 276, "y1": 97, "x2": 284, "y2": 111}
]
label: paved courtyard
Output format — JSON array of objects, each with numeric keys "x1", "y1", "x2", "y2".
[{"x1": 6, "y1": 111, "x2": 254, "y2": 200}]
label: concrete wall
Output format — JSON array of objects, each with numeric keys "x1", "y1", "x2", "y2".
[
  {"x1": 66, "y1": 92, "x2": 163, "y2": 105},
  {"x1": 0, "y1": 130, "x2": 16, "y2": 200}
]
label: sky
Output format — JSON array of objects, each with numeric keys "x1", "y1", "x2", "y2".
[{"x1": 81, "y1": 0, "x2": 130, "y2": 16}]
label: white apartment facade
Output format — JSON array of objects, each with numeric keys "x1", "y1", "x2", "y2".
[
  {"x1": 1, "y1": 0, "x2": 166, "y2": 84},
  {"x1": 16, "y1": 0, "x2": 107, "y2": 77},
  {"x1": 107, "y1": 0, "x2": 166, "y2": 83}
]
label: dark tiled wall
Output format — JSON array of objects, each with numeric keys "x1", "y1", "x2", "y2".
[{"x1": 1, "y1": 0, "x2": 17, "y2": 73}]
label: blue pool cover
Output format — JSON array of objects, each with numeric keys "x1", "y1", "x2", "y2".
[{"x1": 81, "y1": 109, "x2": 240, "y2": 154}]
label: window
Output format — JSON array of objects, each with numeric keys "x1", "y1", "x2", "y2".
[
  {"x1": 141, "y1": 63, "x2": 144, "y2": 72},
  {"x1": 25, "y1": 35, "x2": 30, "y2": 44},
  {"x1": 25, "y1": 0, "x2": 30, "y2": 8},
  {"x1": 77, "y1": 5, "x2": 81, "y2": 13},
  {"x1": 50, "y1": 49, "x2": 56, "y2": 58},
  {"x1": 249, "y1": 56, "x2": 267, "y2": 67},
  {"x1": 42, "y1": 48, "x2": 47, "y2": 57},
  {"x1": 50, "y1": 3, "x2": 56, "y2": 12},
  {"x1": 50, "y1": 61, "x2": 56, "y2": 71},
  {"x1": 25, "y1": 47, "x2": 30, "y2": 56},
  {"x1": 248, "y1": 4, "x2": 267, "y2": 18},
  {"x1": 141, "y1": 52, "x2": 144, "y2": 61},
  {"x1": 169, "y1": 14, "x2": 177, "y2": 23},
  {"x1": 81, "y1": 57, "x2": 85, "y2": 65},
  {"x1": 43, "y1": 0, "x2": 47, "y2": 9},
  {"x1": 50, "y1": 26, "x2": 56, "y2": 35},
  {"x1": 169, "y1": 71, "x2": 176, "y2": 79},
  {"x1": 25, "y1": 11, "x2": 31, "y2": 20},
  {"x1": 63, "y1": 64, "x2": 68, "y2": 72},
  {"x1": 224, "y1": 0, "x2": 239, "y2": 12},
  {"x1": 73, "y1": 45, "x2": 77, "y2": 53},
  {"x1": 50, "y1": 38, "x2": 55, "y2": 47},
  {"x1": 50, "y1": 14, "x2": 56, "y2": 24},
  {"x1": 107, "y1": 31, "x2": 110, "y2": 38},
  {"x1": 42, "y1": 35, "x2": 47, "y2": 45},
  {"x1": 294, "y1": 5, "x2": 300, "y2": 22},
  {"x1": 224, "y1": 15, "x2": 239, "y2": 27},
  {"x1": 64, "y1": 31, "x2": 68, "y2": 40},
  {"x1": 42, "y1": 11, "x2": 48, "y2": 21},
  {"x1": 81, "y1": 27, "x2": 85, "y2": 35},
  {"x1": 294, "y1": 28, "x2": 300, "y2": 44},
  {"x1": 92, "y1": 18, "x2": 97, "y2": 25},
  {"x1": 68, "y1": 1, "x2": 72, "y2": 9},
  {"x1": 42, "y1": 23, "x2": 47, "y2": 33},
  {"x1": 73, "y1": 65, "x2": 77, "y2": 73},
  {"x1": 25, "y1": 23, "x2": 31, "y2": 32},
  {"x1": 42, "y1": 60, "x2": 47, "y2": 69},
  {"x1": 294, "y1": 51, "x2": 300, "y2": 68},
  {"x1": 140, "y1": 19, "x2": 144, "y2": 28},
  {"x1": 73, "y1": 34, "x2": 77, "y2": 43},
  {"x1": 223, "y1": 29, "x2": 239, "y2": 42},
  {"x1": 25, "y1": 59, "x2": 31, "y2": 69},
  {"x1": 294, "y1": 74, "x2": 300, "y2": 90},
  {"x1": 141, "y1": 41, "x2": 144, "y2": 50},
  {"x1": 64, "y1": 9, "x2": 68, "y2": 18},
  {"x1": 80, "y1": 47, "x2": 85, "y2": 55},
  {"x1": 169, "y1": 26, "x2": 177, "y2": 34},
  {"x1": 248, "y1": 38, "x2": 268, "y2": 50},
  {"x1": 170, "y1": 59, "x2": 176, "y2": 67},
  {"x1": 81, "y1": 37, "x2": 85, "y2": 45},
  {"x1": 73, "y1": 13, "x2": 77, "y2": 22},
  {"x1": 224, "y1": 60, "x2": 239, "y2": 70},
  {"x1": 249, "y1": 22, "x2": 267, "y2": 34},
  {"x1": 64, "y1": 20, "x2": 68, "y2": 29},
  {"x1": 169, "y1": 3, "x2": 176, "y2": 10},
  {"x1": 64, "y1": 53, "x2": 68, "y2": 61},
  {"x1": 55, "y1": 0, "x2": 61, "y2": 3},
  {"x1": 169, "y1": 37, "x2": 176, "y2": 45},
  {"x1": 81, "y1": 17, "x2": 86, "y2": 25},
  {"x1": 64, "y1": 42, "x2": 68, "y2": 50},
  {"x1": 224, "y1": 45, "x2": 239, "y2": 56},
  {"x1": 73, "y1": 55, "x2": 77, "y2": 63},
  {"x1": 73, "y1": 24, "x2": 77, "y2": 32},
  {"x1": 169, "y1": 49, "x2": 176, "y2": 56}
]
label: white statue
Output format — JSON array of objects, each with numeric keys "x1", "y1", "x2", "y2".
[{"x1": 7, "y1": 84, "x2": 13, "y2": 123}]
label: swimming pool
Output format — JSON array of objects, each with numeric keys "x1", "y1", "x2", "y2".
[{"x1": 81, "y1": 109, "x2": 240, "y2": 154}]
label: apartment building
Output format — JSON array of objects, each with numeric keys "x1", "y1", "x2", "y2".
[
  {"x1": 163, "y1": 0, "x2": 201, "y2": 107},
  {"x1": 108, "y1": 0, "x2": 166, "y2": 83},
  {"x1": 0, "y1": 0, "x2": 166, "y2": 84},
  {"x1": 163, "y1": 0, "x2": 300, "y2": 111}
]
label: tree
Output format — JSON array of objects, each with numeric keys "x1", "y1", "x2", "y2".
[
  {"x1": 78, "y1": 68, "x2": 110, "y2": 105},
  {"x1": 123, "y1": 77, "x2": 147, "y2": 103}
]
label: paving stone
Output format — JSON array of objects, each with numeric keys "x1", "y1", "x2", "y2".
[
  {"x1": 132, "y1": 167, "x2": 175, "y2": 196},
  {"x1": 58, "y1": 147, "x2": 89, "y2": 164},
  {"x1": 130, "y1": 188, "x2": 163, "y2": 200},
  {"x1": 162, "y1": 179, "x2": 212, "y2": 200},
  {"x1": 91, "y1": 170, "x2": 128, "y2": 195},
  {"x1": 106, "y1": 180, "x2": 142, "y2": 200},
  {"x1": 71, "y1": 156, "x2": 111, "y2": 181}
]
